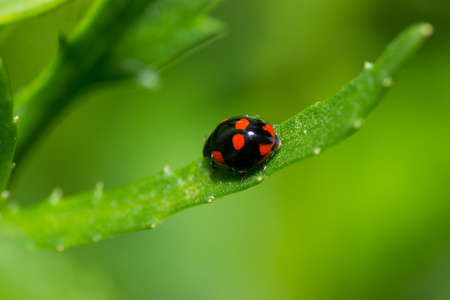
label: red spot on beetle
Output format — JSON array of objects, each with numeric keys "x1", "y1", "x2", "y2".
[
  {"x1": 232, "y1": 134, "x2": 245, "y2": 150},
  {"x1": 211, "y1": 151, "x2": 225, "y2": 165},
  {"x1": 262, "y1": 124, "x2": 275, "y2": 137},
  {"x1": 259, "y1": 143, "x2": 272, "y2": 156},
  {"x1": 235, "y1": 118, "x2": 250, "y2": 130}
]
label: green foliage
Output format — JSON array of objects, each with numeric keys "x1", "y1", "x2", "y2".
[
  {"x1": 1, "y1": 23, "x2": 432, "y2": 249},
  {"x1": 0, "y1": 230, "x2": 121, "y2": 300},
  {"x1": 13, "y1": 0, "x2": 225, "y2": 163},
  {"x1": 0, "y1": 58, "x2": 16, "y2": 193},
  {"x1": 0, "y1": 0, "x2": 73, "y2": 26},
  {"x1": 112, "y1": 0, "x2": 224, "y2": 71}
]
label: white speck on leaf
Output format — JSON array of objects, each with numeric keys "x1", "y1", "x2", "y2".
[
  {"x1": 382, "y1": 77, "x2": 393, "y2": 87},
  {"x1": 364, "y1": 61, "x2": 374, "y2": 70}
]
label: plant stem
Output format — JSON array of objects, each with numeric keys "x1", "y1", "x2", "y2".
[{"x1": 13, "y1": 0, "x2": 155, "y2": 166}]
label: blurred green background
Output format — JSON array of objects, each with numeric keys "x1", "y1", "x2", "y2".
[{"x1": 1, "y1": 0, "x2": 450, "y2": 299}]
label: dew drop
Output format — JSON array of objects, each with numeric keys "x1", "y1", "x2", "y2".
[
  {"x1": 353, "y1": 119, "x2": 364, "y2": 129},
  {"x1": 49, "y1": 187, "x2": 63, "y2": 205},
  {"x1": 382, "y1": 77, "x2": 393, "y2": 87},
  {"x1": 92, "y1": 234, "x2": 101, "y2": 242},
  {"x1": 94, "y1": 181, "x2": 104, "y2": 199},
  {"x1": 95, "y1": 181, "x2": 104, "y2": 190},
  {"x1": 1, "y1": 190, "x2": 10, "y2": 199},
  {"x1": 364, "y1": 61, "x2": 374, "y2": 70},
  {"x1": 313, "y1": 147, "x2": 321, "y2": 155},
  {"x1": 207, "y1": 196, "x2": 215, "y2": 203},
  {"x1": 137, "y1": 69, "x2": 160, "y2": 90},
  {"x1": 13, "y1": 116, "x2": 19, "y2": 123},
  {"x1": 163, "y1": 165, "x2": 171, "y2": 175},
  {"x1": 56, "y1": 244, "x2": 65, "y2": 252},
  {"x1": 421, "y1": 23, "x2": 434, "y2": 37}
]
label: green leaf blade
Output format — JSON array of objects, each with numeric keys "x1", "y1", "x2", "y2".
[
  {"x1": 112, "y1": 0, "x2": 226, "y2": 71},
  {"x1": 3, "y1": 23, "x2": 432, "y2": 249},
  {"x1": 0, "y1": 0, "x2": 74, "y2": 26},
  {"x1": 0, "y1": 58, "x2": 16, "y2": 193}
]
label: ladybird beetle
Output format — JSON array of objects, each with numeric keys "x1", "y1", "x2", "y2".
[{"x1": 203, "y1": 115, "x2": 281, "y2": 177}]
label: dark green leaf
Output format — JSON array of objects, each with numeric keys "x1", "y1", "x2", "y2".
[{"x1": 0, "y1": 58, "x2": 16, "y2": 193}]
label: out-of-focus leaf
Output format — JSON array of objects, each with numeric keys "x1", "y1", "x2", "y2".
[
  {"x1": 111, "y1": 0, "x2": 225, "y2": 73},
  {"x1": 0, "y1": 0, "x2": 74, "y2": 26},
  {"x1": 0, "y1": 58, "x2": 16, "y2": 192},
  {"x1": 12, "y1": 0, "x2": 224, "y2": 166},
  {"x1": 0, "y1": 228, "x2": 122, "y2": 299}
]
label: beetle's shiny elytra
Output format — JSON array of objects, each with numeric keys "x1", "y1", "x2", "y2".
[{"x1": 203, "y1": 116, "x2": 281, "y2": 176}]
